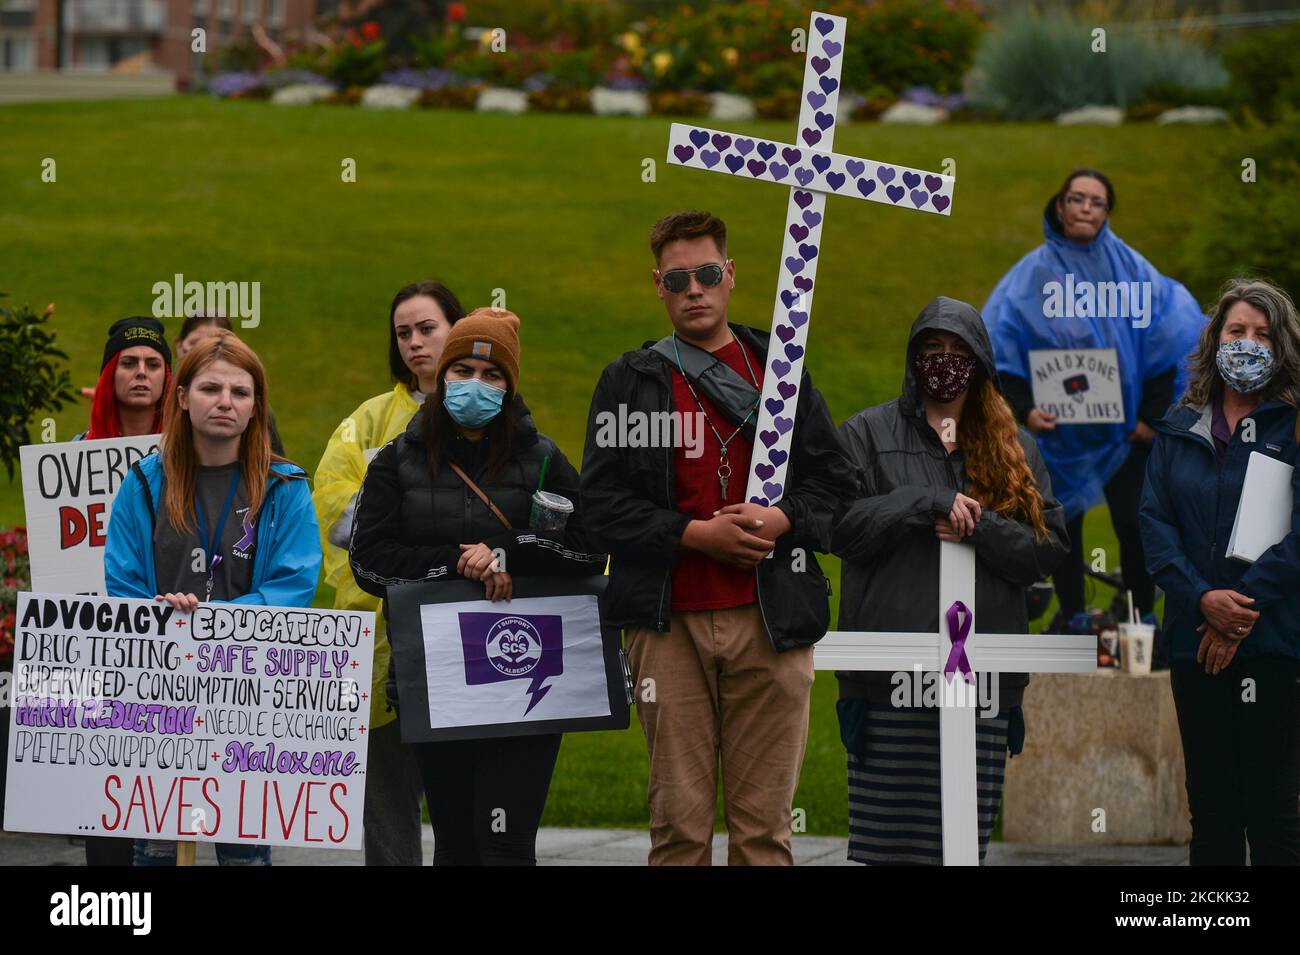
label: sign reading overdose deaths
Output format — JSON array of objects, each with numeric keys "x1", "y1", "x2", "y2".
[
  {"x1": 1027, "y1": 348, "x2": 1125, "y2": 425},
  {"x1": 20, "y1": 436, "x2": 161, "y2": 594},
  {"x1": 4, "y1": 593, "x2": 375, "y2": 850}
]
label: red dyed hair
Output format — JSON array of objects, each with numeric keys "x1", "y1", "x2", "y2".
[{"x1": 85, "y1": 353, "x2": 170, "y2": 439}]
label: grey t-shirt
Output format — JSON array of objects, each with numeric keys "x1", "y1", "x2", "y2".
[{"x1": 153, "y1": 463, "x2": 257, "y2": 600}]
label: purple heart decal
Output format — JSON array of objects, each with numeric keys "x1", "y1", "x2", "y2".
[
  {"x1": 755, "y1": 463, "x2": 775, "y2": 480},
  {"x1": 747, "y1": 159, "x2": 767, "y2": 177},
  {"x1": 784, "y1": 343, "x2": 804, "y2": 362},
  {"x1": 925, "y1": 174, "x2": 943, "y2": 193},
  {"x1": 735, "y1": 137, "x2": 754, "y2": 156},
  {"x1": 758, "y1": 141, "x2": 776, "y2": 160},
  {"x1": 815, "y1": 111, "x2": 834, "y2": 131},
  {"x1": 751, "y1": 495, "x2": 770, "y2": 506},
  {"x1": 769, "y1": 161, "x2": 789, "y2": 181},
  {"x1": 794, "y1": 166, "x2": 814, "y2": 187},
  {"x1": 777, "y1": 380, "x2": 797, "y2": 400},
  {"x1": 910, "y1": 189, "x2": 929, "y2": 207},
  {"x1": 788, "y1": 310, "x2": 808, "y2": 327},
  {"x1": 673, "y1": 145, "x2": 694, "y2": 163},
  {"x1": 769, "y1": 448, "x2": 788, "y2": 466},
  {"x1": 689, "y1": 128, "x2": 709, "y2": 148},
  {"x1": 775, "y1": 324, "x2": 795, "y2": 344},
  {"x1": 877, "y1": 166, "x2": 896, "y2": 183},
  {"x1": 793, "y1": 190, "x2": 813, "y2": 209},
  {"x1": 789, "y1": 223, "x2": 809, "y2": 241},
  {"x1": 725, "y1": 153, "x2": 743, "y2": 174},
  {"x1": 798, "y1": 242, "x2": 818, "y2": 261},
  {"x1": 801, "y1": 128, "x2": 822, "y2": 146},
  {"x1": 902, "y1": 171, "x2": 921, "y2": 189},
  {"x1": 815, "y1": 15, "x2": 833, "y2": 35},
  {"x1": 780, "y1": 290, "x2": 798, "y2": 308},
  {"x1": 811, "y1": 154, "x2": 832, "y2": 173},
  {"x1": 785, "y1": 256, "x2": 805, "y2": 275},
  {"x1": 823, "y1": 40, "x2": 842, "y2": 57},
  {"x1": 887, "y1": 184, "x2": 905, "y2": 203},
  {"x1": 765, "y1": 394, "x2": 786, "y2": 413},
  {"x1": 793, "y1": 276, "x2": 813, "y2": 292},
  {"x1": 774, "y1": 416, "x2": 794, "y2": 434},
  {"x1": 763, "y1": 481, "x2": 783, "y2": 499},
  {"x1": 846, "y1": 159, "x2": 865, "y2": 178},
  {"x1": 933, "y1": 194, "x2": 951, "y2": 213},
  {"x1": 856, "y1": 177, "x2": 876, "y2": 197},
  {"x1": 803, "y1": 210, "x2": 821, "y2": 227},
  {"x1": 811, "y1": 56, "x2": 830, "y2": 75},
  {"x1": 820, "y1": 76, "x2": 838, "y2": 94},
  {"x1": 807, "y1": 91, "x2": 826, "y2": 109},
  {"x1": 771, "y1": 359, "x2": 791, "y2": 378},
  {"x1": 782, "y1": 146, "x2": 801, "y2": 165},
  {"x1": 760, "y1": 429, "x2": 779, "y2": 448},
  {"x1": 701, "y1": 150, "x2": 720, "y2": 168},
  {"x1": 711, "y1": 134, "x2": 731, "y2": 151},
  {"x1": 826, "y1": 171, "x2": 845, "y2": 191}
]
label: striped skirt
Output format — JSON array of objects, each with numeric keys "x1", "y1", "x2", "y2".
[{"x1": 846, "y1": 703, "x2": 1009, "y2": 865}]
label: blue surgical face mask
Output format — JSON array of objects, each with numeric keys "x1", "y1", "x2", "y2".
[
  {"x1": 443, "y1": 377, "x2": 506, "y2": 428},
  {"x1": 1216, "y1": 338, "x2": 1275, "y2": 394}
]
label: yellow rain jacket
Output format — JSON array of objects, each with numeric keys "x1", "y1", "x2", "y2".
[{"x1": 313, "y1": 383, "x2": 423, "y2": 729}]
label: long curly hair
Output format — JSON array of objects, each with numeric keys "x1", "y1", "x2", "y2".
[{"x1": 958, "y1": 377, "x2": 1050, "y2": 541}]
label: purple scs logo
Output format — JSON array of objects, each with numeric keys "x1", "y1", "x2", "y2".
[{"x1": 459, "y1": 612, "x2": 564, "y2": 715}]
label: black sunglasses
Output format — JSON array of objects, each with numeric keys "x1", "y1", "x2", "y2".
[{"x1": 659, "y1": 261, "x2": 729, "y2": 294}]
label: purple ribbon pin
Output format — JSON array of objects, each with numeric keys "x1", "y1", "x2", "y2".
[{"x1": 943, "y1": 600, "x2": 975, "y2": 685}]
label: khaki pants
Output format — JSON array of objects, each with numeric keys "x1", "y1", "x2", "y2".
[{"x1": 625, "y1": 603, "x2": 814, "y2": 866}]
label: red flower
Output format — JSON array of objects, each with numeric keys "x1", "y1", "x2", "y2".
[
  {"x1": 361, "y1": 20, "x2": 381, "y2": 41},
  {"x1": 346, "y1": 28, "x2": 362, "y2": 47},
  {"x1": 447, "y1": 2, "x2": 466, "y2": 22}
]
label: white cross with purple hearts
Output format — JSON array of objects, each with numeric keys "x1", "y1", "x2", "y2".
[{"x1": 665, "y1": 10, "x2": 955, "y2": 506}]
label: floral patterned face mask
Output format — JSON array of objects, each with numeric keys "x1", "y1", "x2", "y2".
[
  {"x1": 1216, "y1": 338, "x2": 1274, "y2": 394},
  {"x1": 915, "y1": 351, "x2": 976, "y2": 402}
]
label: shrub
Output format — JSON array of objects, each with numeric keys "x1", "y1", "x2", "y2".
[
  {"x1": 526, "y1": 86, "x2": 593, "y2": 113},
  {"x1": 324, "y1": 39, "x2": 388, "y2": 89},
  {"x1": 647, "y1": 89, "x2": 711, "y2": 117},
  {"x1": 418, "y1": 85, "x2": 481, "y2": 110},
  {"x1": 0, "y1": 296, "x2": 76, "y2": 481},
  {"x1": 1220, "y1": 20, "x2": 1300, "y2": 122},
  {"x1": 754, "y1": 89, "x2": 800, "y2": 120},
  {"x1": 0, "y1": 527, "x2": 28, "y2": 665}
]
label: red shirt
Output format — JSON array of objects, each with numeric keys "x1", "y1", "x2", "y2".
[{"x1": 670, "y1": 337, "x2": 764, "y2": 611}]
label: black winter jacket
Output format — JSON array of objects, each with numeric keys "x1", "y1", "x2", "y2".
[
  {"x1": 832, "y1": 297, "x2": 1070, "y2": 707},
  {"x1": 579, "y1": 323, "x2": 858, "y2": 652}
]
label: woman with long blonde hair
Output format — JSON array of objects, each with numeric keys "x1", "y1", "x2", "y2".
[
  {"x1": 104, "y1": 330, "x2": 322, "y2": 866},
  {"x1": 832, "y1": 296, "x2": 1069, "y2": 865}
]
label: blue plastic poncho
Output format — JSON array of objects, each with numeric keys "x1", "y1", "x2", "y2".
[{"x1": 983, "y1": 216, "x2": 1206, "y2": 521}]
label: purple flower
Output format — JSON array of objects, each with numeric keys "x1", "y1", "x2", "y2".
[
  {"x1": 603, "y1": 73, "x2": 646, "y2": 92},
  {"x1": 902, "y1": 85, "x2": 965, "y2": 112},
  {"x1": 264, "y1": 68, "x2": 334, "y2": 90},
  {"x1": 209, "y1": 72, "x2": 266, "y2": 98},
  {"x1": 378, "y1": 67, "x2": 463, "y2": 90}
]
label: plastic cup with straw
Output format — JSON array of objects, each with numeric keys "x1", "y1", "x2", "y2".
[{"x1": 529, "y1": 454, "x2": 573, "y2": 533}]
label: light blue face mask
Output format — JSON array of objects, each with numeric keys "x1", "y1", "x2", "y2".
[
  {"x1": 443, "y1": 377, "x2": 506, "y2": 428},
  {"x1": 1216, "y1": 338, "x2": 1275, "y2": 394}
]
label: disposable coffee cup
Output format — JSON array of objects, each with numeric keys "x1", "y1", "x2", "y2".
[
  {"x1": 530, "y1": 491, "x2": 573, "y2": 534},
  {"x1": 1119, "y1": 623, "x2": 1155, "y2": 676}
]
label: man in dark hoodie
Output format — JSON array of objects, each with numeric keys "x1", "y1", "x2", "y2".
[
  {"x1": 580, "y1": 210, "x2": 856, "y2": 865},
  {"x1": 832, "y1": 296, "x2": 1069, "y2": 865}
]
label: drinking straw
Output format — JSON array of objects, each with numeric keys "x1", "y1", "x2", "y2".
[
  {"x1": 536, "y1": 455, "x2": 551, "y2": 493},
  {"x1": 1126, "y1": 590, "x2": 1136, "y2": 626}
]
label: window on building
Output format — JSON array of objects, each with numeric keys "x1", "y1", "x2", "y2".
[
  {"x1": 192, "y1": 0, "x2": 210, "y2": 16},
  {"x1": 266, "y1": 0, "x2": 282, "y2": 27},
  {"x1": 1, "y1": 36, "x2": 36, "y2": 71},
  {"x1": 241, "y1": 0, "x2": 258, "y2": 25}
]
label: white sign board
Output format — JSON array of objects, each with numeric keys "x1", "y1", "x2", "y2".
[
  {"x1": 20, "y1": 436, "x2": 162, "y2": 595},
  {"x1": 4, "y1": 593, "x2": 374, "y2": 850},
  {"x1": 1028, "y1": 348, "x2": 1124, "y2": 424}
]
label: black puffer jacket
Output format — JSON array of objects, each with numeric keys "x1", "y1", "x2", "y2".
[
  {"x1": 832, "y1": 297, "x2": 1069, "y2": 707},
  {"x1": 579, "y1": 323, "x2": 858, "y2": 652}
]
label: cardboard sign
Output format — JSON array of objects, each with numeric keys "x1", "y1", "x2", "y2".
[
  {"x1": 388, "y1": 576, "x2": 630, "y2": 743},
  {"x1": 20, "y1": 436, "x2": 161, "y2": 595},
  {"x1": 1028, "y1": 348, "x2": 1125, "y2": 424},
  {"x1": 4, "y1": 593, "x2": 374, "y2": 850}
]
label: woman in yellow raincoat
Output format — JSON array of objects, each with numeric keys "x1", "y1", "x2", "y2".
[{"x1": 314, "y1": 280, "x2": 465, "y2": 866}]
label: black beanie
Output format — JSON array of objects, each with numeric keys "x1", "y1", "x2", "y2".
[{"x1": 102, "y1": 316, "x2": 171, "y2": 370}]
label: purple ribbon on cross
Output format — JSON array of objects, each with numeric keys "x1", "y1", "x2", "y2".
[{"x1": 943, "y1": 600, "x2": 975, "y2": 685}]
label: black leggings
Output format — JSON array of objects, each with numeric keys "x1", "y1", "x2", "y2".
[
  {"x1": 1054, "y1": 442, "x2": 1155, "y2": 620},
  {"x1": 414, "y1": 733, "x2": 562, "y2": 866},
  {"x1": 1170, "y1": 657, "x2": 1300, "y2": 865}
]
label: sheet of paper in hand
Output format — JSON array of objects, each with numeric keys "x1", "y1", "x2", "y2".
[
  {"x1": 1226, "y1": 451, "x2": 1295, "y2": 563},
  {"x1": 1028, "y1": 348, "x2": 1125, "y2": 424},
  {"x1": 386, "y1": 575, "x2": 629, "y2": 743},
  {"x1": 20, "y1": 436, "x2": 161, "y2": 595},
  {"x1": 4, "y1": 593, "x2": 374, "y2": 850}
]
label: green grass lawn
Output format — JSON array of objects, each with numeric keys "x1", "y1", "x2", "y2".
[{"x1": 1, "y1": 98, "x2": 1221, "y2": 834}]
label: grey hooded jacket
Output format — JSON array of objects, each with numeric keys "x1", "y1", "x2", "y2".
[{"x1": 831, "y1": 297, "x2": 1070, "y2": 708}]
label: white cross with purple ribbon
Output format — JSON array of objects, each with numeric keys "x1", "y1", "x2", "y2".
[
  {"x1": 813, "y1": 542, "x2": 1096, "y2": 865},
  {"x1": 665, "y1": 10, "x2": 955, "y2": 505}
]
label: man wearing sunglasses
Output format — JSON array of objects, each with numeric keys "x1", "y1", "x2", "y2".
[{"x1": 580, "y1": 210, "x2": 856, "y2": 865}]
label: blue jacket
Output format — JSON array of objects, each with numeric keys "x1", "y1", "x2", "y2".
[
  {"x1": 1140, "y1": 400, "x2": 1300, "y2": 663},
  {"x1": 105, "y1": 452, "x2": 322, "y2": 608}
]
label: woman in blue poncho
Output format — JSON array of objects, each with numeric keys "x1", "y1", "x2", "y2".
[{"x1": 983, "y1": 169, "x2": 1205, "y2": 625}]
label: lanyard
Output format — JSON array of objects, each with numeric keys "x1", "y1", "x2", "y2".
[
  {"x1": 195, "y1": 470, "x2": 241, "y2": 602},
  {"x1": 672, "y1": 333, "x2": 759, "y2": 502}
]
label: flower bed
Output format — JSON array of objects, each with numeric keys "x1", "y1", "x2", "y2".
[{"x1": 0, "y1": 527, "x2": 28, "y2": 666}]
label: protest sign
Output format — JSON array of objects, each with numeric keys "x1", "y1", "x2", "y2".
[
  {"x1": 4, "y1": 593, "x2": 374, "y2": 850},
  {"x1": 1028, "y1": 348, "x2": 1125, "y2": 424}
]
